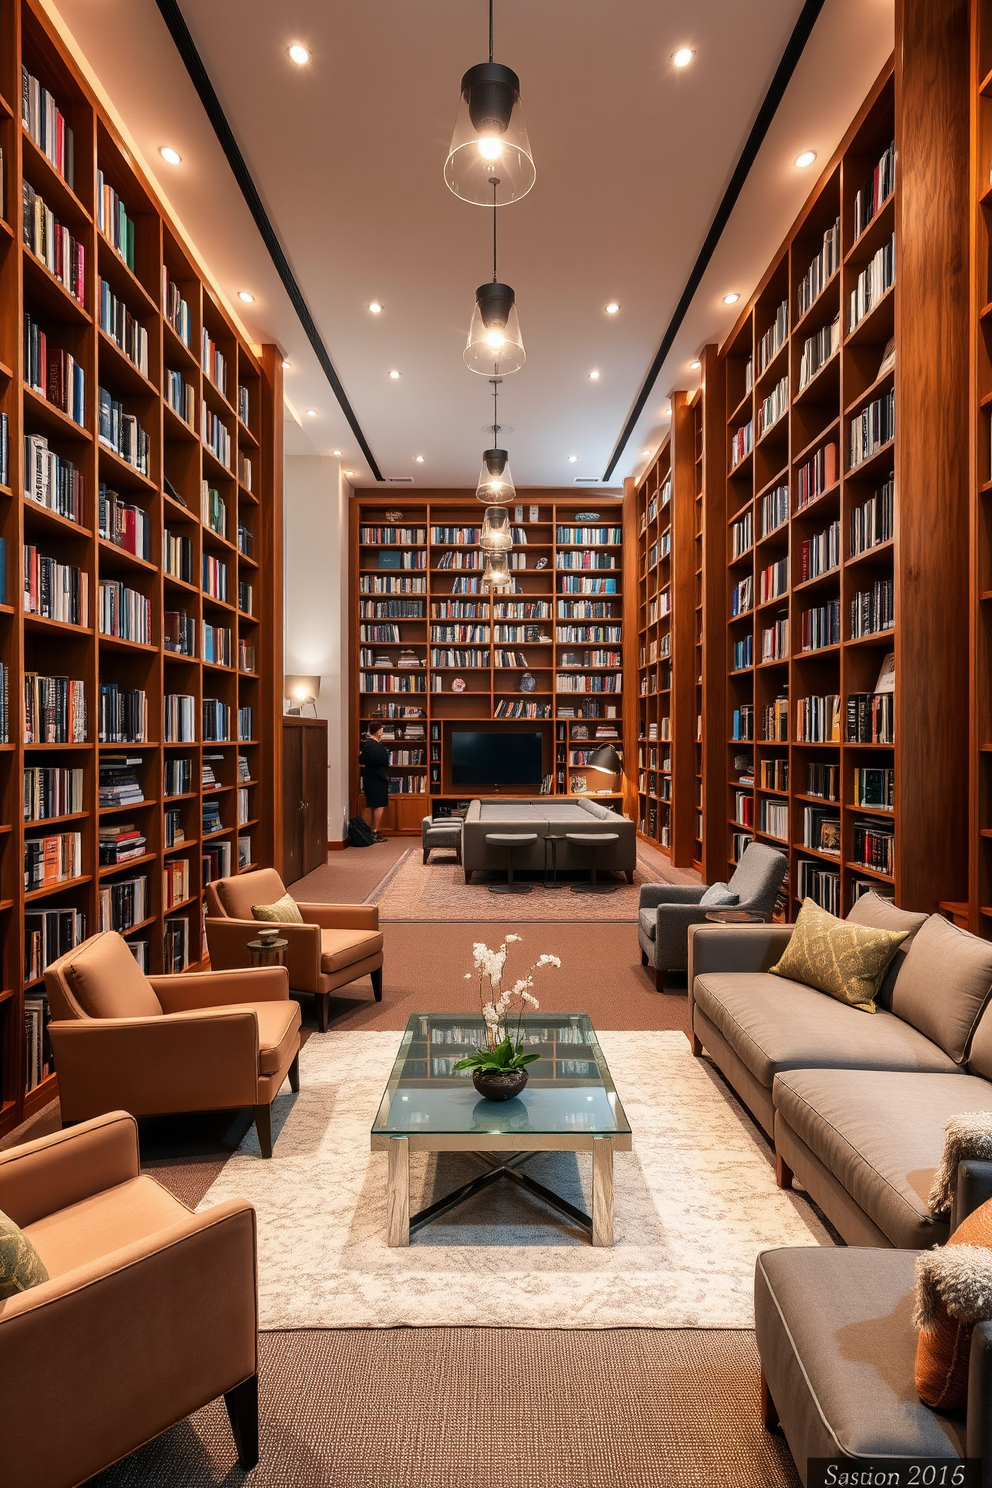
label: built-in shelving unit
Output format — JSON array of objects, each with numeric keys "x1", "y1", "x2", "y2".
[
  {"x1": 350, "y1": 493, "x2": 625, "y2": 832},
  {"x1": 0, "y1": 0, "x2": 283, "y2": 1138}
]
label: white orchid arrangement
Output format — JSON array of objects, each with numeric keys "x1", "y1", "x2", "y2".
[{"x1": 453, "y1": 935, "x2": 562, "y2": 1075}]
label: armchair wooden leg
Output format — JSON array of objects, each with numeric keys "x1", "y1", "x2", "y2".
[
  {"x1": 690, "y1": 1029, "x2": 702, "y2": 1057},
  {"x1": 653, "y1": 968, "x2": 666, "y2": 992},
  {"x1": 371, "y1": 967, "x2": 383, "y2": 1001},
  {"x1": 254, "y1": 1103, "x2": 273, "y2": 1159},
  {"x1": 315, "y1": 992, "x2": 330, "y2": 1033},
  {"x1": 423, "y1": 848, "x2": 429, "y2": 864},
  {"x1": 640, "y1": 949, "x2": 648, "y2": 966},
  {"x1": 760, "y1": 1371, "x2": 779, "y2": 1431},
  {"x1": 775, "y1": 1153, "x2": 794, "y2": 1191},
  {"x1": 625, "y1": 869, "x2": 634, "y2": 884},
  {"x1": 224, "y1": 1373, "x2": 259, "y2": 1469},
  {"x1": 288, "y1": 1052, "x2": 300, "y2": 1093}
]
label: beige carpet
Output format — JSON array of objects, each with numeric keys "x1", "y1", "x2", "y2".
[
  {"x1": 197, "y1": 1030, "x2": 823, "y2": 1330},
  {"x1": 368, "y1": 847, "x2": 676, "y2": 922}
]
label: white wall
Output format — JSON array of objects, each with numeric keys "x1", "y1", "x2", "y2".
[{"x1": 283, "y1": 455, "x2": 352, "y2": 843}]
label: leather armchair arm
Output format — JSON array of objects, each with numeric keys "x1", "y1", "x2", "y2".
[
  {"x1": 295, "y1": 902, "x2": 379, "y2": 931},
  {"x1": 205, "y1": 917, "x2": 322, "y2": 993},
  {"x1": 0, "y1": 1200, "x2": 257, "y2": 1488},
  {"x1": 967, "y1": 1320, "x2": 992, "y2": 1472},
  {"x1": 49, "y1": 1009, "x2": 262, "y2": 1117},
  {"x1": 0, "y1": 1112, "x2": 139, "y2": 1230},
  {"x1": 952, "y1": 1160, "x2": 992, "y2": 1234},
  {"x1": 638, "y1": 883, "x2": 707, "y2": 909},
  {"x1": 152, "y1": 966, "x2": 290, "y2": 1012}
]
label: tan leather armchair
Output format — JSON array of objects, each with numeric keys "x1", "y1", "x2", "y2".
[
  {"x1": 204, "y1": 867, "x2": 383, "y2": 1032},
  {"x1": 45, "y1": 930, "x2": 301, "y2": 1157},
  {"x1": 0, "y1": 1111, "x2": 258, "y2": 1488}
]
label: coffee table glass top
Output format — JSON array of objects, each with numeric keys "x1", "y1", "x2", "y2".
[{"x1": 371, "y1": 1013, "x2": 630, "y2": 1137}]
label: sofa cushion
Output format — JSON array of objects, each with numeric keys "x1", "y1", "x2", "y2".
[
  {"x1": 252, "y1": 893, "x2": 304, "y2": 925},
  {"x1": 321, "y1": 928, "x2": 384, "y2": 975},
  {"x1": 755, "y1": 1247, "x2": 966, "y2": 1462},
  {"x1": 65, "y1": 932, "x2": 163, "y2": 1020},
  {"x1": 638, "y1": 908, "x2": 657, "y2": 943},
  {"x1": 770, "y1": 898, "x2": 907, "y2": 1013},
  {"x1": 891, "y1": 914, "x2": 992, "y2": 1064},
  {"x1": 0, "y1": 1207, "x2": 49, "y2": 1298},
  {"x1": 773, "y1": 1068, "x2": 992, "y2": 1249},
  {"x1": 845, "y1": 892, "x2": 929, "y2": 1006},
  {"x1": 693, "y1": 972, "x2": 958, "y2": 1091},
  {"x1": 699, "y1": 881, "x2": 738, "y2": 907}
]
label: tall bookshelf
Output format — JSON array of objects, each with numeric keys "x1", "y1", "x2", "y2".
[
  {"x1": 715, "y1": 47, "x2": 970, "y2": 920},
  {"x1": 0, "y1": 0, "x2": 283, "y2": 1138},
  {"x1": 350, "y1": 493, "x2": 625, "y2": 831},
  {"x1": 973, "y1": 0, "x2": 992, "y2": 935}
]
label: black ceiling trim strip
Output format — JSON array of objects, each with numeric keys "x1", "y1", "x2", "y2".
[
  {"x1": 154, "y1": 0, "x2": 384, "y2": 482},
  {"x1": 603, "y1": 0, "x2": 827, "y2": 482}
]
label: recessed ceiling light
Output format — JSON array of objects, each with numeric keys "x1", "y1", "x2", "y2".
[
  {"x1": 795, "y1": 149, "x2": 817, "y2": 169},
  {"x1": 344, "y1": 470, "x2": 354, "y2": 477},
  {"x1": 415, "y1": 455, "x2": 425, "y2": 463},
  {"x1": 306, "y1": 409, "x2": 317, "y2": 417},
  {"x1": 690, "y1": 359, "x2": 701, "y2": 371},
  {"x1": 567, "y1": 455, "x2": 578, "y2": 463},
  {"x1": 238, "y1": 291, "x2": 255, "y2": 303},
  {"x1": 281, "y1": 359, "x2": 291, "y2": 370},
  {"x1": 389, "y1": 370, "x2": 401, "y2": 379},
  {"x1": 605, "y1": 302, "x2": 620, "y2": 315},
  {"x1": 672, "y1": 47, "x2": 695, "y2": 68},
  {"x1": 642, "y1": 449, "x2": 651, "y2": 458},
  {"x1": 664, "y1": 407, "x2": 672, "y2": 417},
  {"x1": 288, "y1": 43, "x2": 310, "y2": 65},
  {"x1": 332, "y1": 450, "x2": 342, "y2": 456},
  {"x1": 588, "y1": 370, "x2": 601, "y2": 380},
  {"x1": 158, "y1": 146, "x2": 182, "y2": 165},
  {"x1": 368, "y1": 301, "x2": 383, "y2": 314},
  {"x1": 723, "y1": 292, "x2": 741, "y2": 305}
]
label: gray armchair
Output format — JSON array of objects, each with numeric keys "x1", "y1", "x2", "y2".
[{"x1": 637, "y1": 842, "x2": 787, "y2": 991}]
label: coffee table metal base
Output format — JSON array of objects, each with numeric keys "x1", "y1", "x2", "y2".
[{"x1": 384, "y1": 1135, "x2": 616, "y2": 1248}]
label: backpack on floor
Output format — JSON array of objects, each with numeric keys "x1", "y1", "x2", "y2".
[{"x1": 348, "y1": 816, "x2": 377, "y2": 848}]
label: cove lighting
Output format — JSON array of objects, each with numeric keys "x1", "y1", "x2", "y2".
[
  {"x1": 672, "y1": 47, "x2": 695, "y2": 67},
  {"x1": 389, "y1": 370, "x2": 401, "y2": 380},
  {"x1": 288, "y1": 44, "x2": 310, "y2": 65},
  {"x1": 723, "y1": 292, "x2": 741, "y2": 305},
  {"x1": 795, "y1": 150, "x2": 817, "y2": 169},
  {"x1": 158, "y1": 146, "x2": 181, "y2": 165},
  {"x1": 605, "y1": 302, "x2": 620, "y2": 314},
  {"x1": 368, "y1": 301, "x2": 383, "y2": 314},
  {"x1": 238, "y1": 291, "x2": 255, "y2": 303}
]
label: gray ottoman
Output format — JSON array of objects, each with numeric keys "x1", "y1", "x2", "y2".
[{"x1": 422, "y1": 816, "x2": 462, "y2": 865}]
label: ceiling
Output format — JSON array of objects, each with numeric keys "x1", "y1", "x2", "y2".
[{"x1": 49, "y1": 0, "x2": 894, "y2": 489}]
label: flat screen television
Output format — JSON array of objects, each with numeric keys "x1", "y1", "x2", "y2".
[{"x1": 450, "y1": 731, "x2": 543, "y2": 788}]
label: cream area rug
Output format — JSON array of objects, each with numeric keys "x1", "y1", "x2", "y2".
[{"x1": 197, "y1": 1030, "x2": 823, "y2": 1330}]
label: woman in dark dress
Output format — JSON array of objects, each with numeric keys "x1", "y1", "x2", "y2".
[{"x1": 359, "y1": 723, "x2": 390, "y2": 840}]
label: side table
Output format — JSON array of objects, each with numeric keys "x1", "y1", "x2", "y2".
[
  {"x1": 544, "y1": 833, "x2": 566, "y2": 890},
  {"x1": 246, "y1": 936, "x2": 288, "y2": 968}
]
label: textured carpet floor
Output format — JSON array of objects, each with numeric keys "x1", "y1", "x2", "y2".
[
  {"x1": 90, "y1": 1328, "x2": 800, "y2": 1488},
  {"x1": 197, "y1": 1030, "x2": 822, "y2": 1329}
]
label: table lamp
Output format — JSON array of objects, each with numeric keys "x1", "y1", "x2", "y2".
[{"x1": 285, "y1": 675, "x2": 320, "y2": 716}]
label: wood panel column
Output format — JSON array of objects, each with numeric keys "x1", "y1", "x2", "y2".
[
  {"x1": 669, "y1": 391, "x2": 698, "y2": 864},
  {"x1": 698, "y1": 345, "x2": 727, "y2": 885}
]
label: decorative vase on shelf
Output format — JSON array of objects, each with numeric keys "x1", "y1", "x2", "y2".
[{"x1": 472, "y1": 1067, "x2": 529, "y2": 1102}]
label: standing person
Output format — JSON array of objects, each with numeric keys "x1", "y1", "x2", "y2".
[{"x1": 359, "y1": 723, "x2": 390, "y2": 841}]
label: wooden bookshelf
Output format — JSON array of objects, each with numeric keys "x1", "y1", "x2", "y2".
[
  {"x1": 973, "y1": 0, "x2": 992, "y2": 933},
  {"x1": 0, "y1": 0, "x2": 283, "y2": 1137},
  {"x1": 712, "y1": 48, "x2": 970, "y2": 919},
  {"x1": 350, "y1": 492, "x2": 625, "y2": 831}
]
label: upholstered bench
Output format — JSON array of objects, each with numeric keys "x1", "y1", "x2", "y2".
[{"x1": 422, "y1": 816, "x2": 462, "y2": 864}]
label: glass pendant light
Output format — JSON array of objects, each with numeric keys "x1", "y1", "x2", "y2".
[
  {"x1": 444, "y1": 1, "x2": 536, "y2": 207},
  {"x1": 476, "y1": 379, "x2": 517, "y2": 504},
  {"x1": 480, "y1": 505, "x2": 512, "y2": 550},
  {"x1": 481, "y1": 549, "x2": 512, "y2": 588},
  {"x1": 464, "y1": 205, "x2": 525, "y2": 376}
]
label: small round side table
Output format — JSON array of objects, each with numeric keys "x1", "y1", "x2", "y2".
[
  {"x1": 544, "y1": 833, "x2": 567, "y2": 890},
  {"x1": 703, "y1": 910, "x2": 768, "y2": 924},
  {"x1": 247, "y1": 936, "x2": 288, "y2": 968}
]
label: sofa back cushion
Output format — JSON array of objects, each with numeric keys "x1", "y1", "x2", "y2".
[
  {"x1": 64, "y1": 932, "x2": 163, "y2": 1019},
  {"x1": 215, "y1": 867, "x2": 287, "y2": 921},
  {"x1": 894, "y1": 915, "x2": 992, "y2": 1065},
  {"x1": 846, "y1": 892, "x2": 929, "y2": 1006}
]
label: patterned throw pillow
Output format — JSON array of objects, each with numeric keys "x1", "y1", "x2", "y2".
[
  {"x1": 915, "y1": 1197, "x2": 992, "y2": 1408},
  {"x1": 251, "y1": 893, "x2": 304, "y2": 924},
  {"x1": 769, "y1": 897, "x2": 908, "y2": 1013},
  {"x1": 0, "y1": 1207, "x2": 49, "y2": 1300}
]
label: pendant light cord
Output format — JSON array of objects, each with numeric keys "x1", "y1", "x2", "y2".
[
  {"x1": 489, "y1": 0, "x2": 494, "y2": 63},
  {"x1": 492, "y1": 182, "x2": 498, "y2": 280},
  {"x1": 491, "y1": 377, "x2": 500, "y2": 442}
]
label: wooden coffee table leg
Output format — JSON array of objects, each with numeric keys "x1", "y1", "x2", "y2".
[
  {"x1": 387, "y1": 1136, "x2": 410, "y2": 1246},
  {"x1": 592, "y1": 1137, "x2": 614, "y2": 1247}
]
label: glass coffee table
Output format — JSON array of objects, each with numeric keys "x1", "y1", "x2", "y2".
[{"x1": 371, "y1": 1012, "x2": 631, "y2": 1248}]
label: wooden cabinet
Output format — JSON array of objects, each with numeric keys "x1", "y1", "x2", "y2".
[{"x1": 283, "y1": 719, "x2": 328, "y2": 882}]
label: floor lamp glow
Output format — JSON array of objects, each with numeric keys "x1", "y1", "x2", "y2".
[{"x1": 285, "y1": 675, "x2": 320, "y2": 717}]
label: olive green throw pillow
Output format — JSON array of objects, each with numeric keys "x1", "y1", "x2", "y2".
[
  {"x1": 770, "y1": 897, "x2": 908, "y2": 1013},
  {"x1": 0, "y1": 1207, "x2": 48, "y2": 1300},
  {"x1": 251, "y1": 893, "x2": 304, "y2": 924}
]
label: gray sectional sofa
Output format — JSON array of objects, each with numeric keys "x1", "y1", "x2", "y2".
[
  {"x1": 687, "y1": 893, "x2": 992, "y2": 1249},
  {"x1": 461, "y1": 798, "x2": 636, "y2": 884}
]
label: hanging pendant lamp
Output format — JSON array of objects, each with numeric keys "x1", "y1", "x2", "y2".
[
  {"x1": 464, "y1": 200, "x2": 525, "y2": 375},
  {"x1": 481, "y1": 549, "x2": 512, "y2": 588},
  {"x1": 480, "y1": 505, "x2": 512, "y2": 550},
  {"x1": 476, "y1": 379, "x2": 516, "y2": 505},
  {"x1": 444, "y1": 0, "x2": 536, "y2": 207}
]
